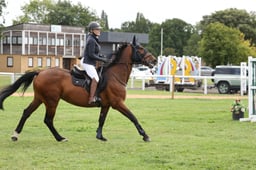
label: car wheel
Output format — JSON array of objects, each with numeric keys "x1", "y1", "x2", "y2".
[
  {"x1": 211, "y1": 71, "x2": 215, "y2": 82},
  {"x1": 217, "y1": 82, "x2": 230, "y2": 94},
  {"x1": 176, "y1": 87, "x2": 184, "y2": 92}
]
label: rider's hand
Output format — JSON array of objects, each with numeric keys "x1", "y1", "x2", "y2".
[
  {"x1": 99, "y1": 54, "x2": 106, "y2": 58},
  {"x1": 101, "y1": 58, "x2": 112, "y2": 64}
]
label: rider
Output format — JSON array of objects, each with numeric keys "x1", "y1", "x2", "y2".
[{"x1": 80, "y1": 21, "x2": 109, "y2": 104}]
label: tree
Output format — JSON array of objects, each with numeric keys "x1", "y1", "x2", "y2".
[
  {"x1": 183, "y1": 32, "x2": 201, "y2": 56},
  {"x1": 0, "y1": 0, "x2": 6, "y2": 35},
  {"x1": 46, "y1": 1, "x2": 98, "y2": 26},
  {"x1": 12, "y1": 0, "x2": 99, "y2": 27},
  {"x1": 160, "y1": 18, "x2": 194, "y2": 56},
  {"x1": 200, "y1": 8, "x2": 256, "y2": 46},
  {"x1": 121, "y1": 12, "x2": 152, "y2": 33},
  {"x1": 100, "y1": 10, "x2": 109, "y2": 30},
  {"x1": 147, "y1": 23, "x2": 161, "y2": 56},
  {"x1": 13, "y1": 0, "x2": 53, "y2": 24},
  {"x1": 0, "y1": 0, "x2": 6, "y2": 22},
  {"x1": 198, "y1": 22, "x2": 256, "y2": 67}
]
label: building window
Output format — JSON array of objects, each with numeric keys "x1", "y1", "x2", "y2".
[
  {"x1": 74, "y1": 39, "x2": 80, "y2": 46},
  {"x1": 33, "y1": 37, "x2": 38, "y2": 45},
  {"x1": 55, "y1": 58, "x2": 60, "y2": 67},
  {"x1": 12, "y1": 37, "x2": 17, "y2": 44},
  {"x1": 46, "y1": 58, "x2": 51, "y2": 67},
  {"x1": 17, "y1": 37, "x2": 22, "y2": 44},
  {"x1": 56, "y1": 38, "x2": 64, "y2": 46},
  {"x1": 39, "y1": 37, "x2": 43, "y2": 45},
  {"x1": 28, "y1": 57, "x2": 33, "y2": 67},
  {"x1": 39, "y1": 37, "x2": 47, "y2": 45},
  {"x1": 66, "y1": 39, "x2": 72, "y2": 46},
  {"x1": 50, "y1": 38, "x2": 55, "y2": 45},
  {"x1": 48, "y1": 38, "x2": 55, "y2": 45},
  {"x1": 7, "y1": 56, "x2": 13, "y2": 67},
  {"x1": 29, "y1": 37, "x2": 33, "y2": 44},
  {"x1": 3, "y1": 36, "x2": 7, "y2": 44},
  {"x1": 7, "y1": 37, "x2": 10, "y2": 44},
  {"x1": 112, "y1": 44, "x2": 116, "y2": 51},
  {"x1": 37, "y1": 57, "x2": 42, "y2": 67}
]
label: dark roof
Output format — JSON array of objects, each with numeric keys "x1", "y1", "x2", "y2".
[{"x1": 99, "y1": 32, "x2": 148, "y2": 44}]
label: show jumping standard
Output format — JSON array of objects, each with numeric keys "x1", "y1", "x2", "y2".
[{"x1": 0, "y1": 36, "x2": 156, "y2": 142}]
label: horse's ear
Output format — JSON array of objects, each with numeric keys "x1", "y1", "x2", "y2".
[{"x1": 132, "y1": 35, "x2": 136, "y2": 46}]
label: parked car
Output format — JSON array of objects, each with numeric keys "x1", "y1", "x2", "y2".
[
  {"x1": 213, "y1": 65, "x2": 247, "y2": 94},
  {"x1": 201, "y1": 66, "x2": 215, "y2": 76},
  {"x1": 130, "y1": 66, "x2": 153, "y2": 79}
]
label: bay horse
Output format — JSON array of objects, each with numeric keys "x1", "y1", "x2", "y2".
[{"x1": 0, "y1": 36, "x2": 156, "y2": 142}]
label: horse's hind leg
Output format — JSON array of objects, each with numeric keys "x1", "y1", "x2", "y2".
[
  {"x1": 12, "y1": 98, "x2": 42, "y2": 141},
  {"x1": 44, "y1": 106, "x2": 67, "y2": 142}
]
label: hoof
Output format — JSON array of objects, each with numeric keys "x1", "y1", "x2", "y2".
[
  {"x1": 143, "y1": 136, "x2": 151, "y2": 142},
  {"x1": 59, "y1": 138, "x2": 68, "y2": 142},
  {"x1": 96, "y1": 135, "x2": 107, "y2": 141},
  {"x1": 11, "y1": 131, "x2": 19, "y2": 141},
  {"x1": 11, "y1": 136, "x2": 18, "y2": 141}
]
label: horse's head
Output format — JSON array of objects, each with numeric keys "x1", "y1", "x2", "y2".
[{"x1": 131, "y1": 36, "x2": 156, "y2": 68}]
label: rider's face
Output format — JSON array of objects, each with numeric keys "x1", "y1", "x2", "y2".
[{"x1": 92, "y1": 29, "x2": 101, "y2": 36}]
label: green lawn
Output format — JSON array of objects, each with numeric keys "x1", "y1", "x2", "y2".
[{"x1": 0, "y1": 95, "x2": 255, "y2": 169}]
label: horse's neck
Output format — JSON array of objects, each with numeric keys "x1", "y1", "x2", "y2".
[
  {"x1": 108, "y1": 63, "x2": 132, "y2": 86},
  {"x1": 107, "y1": 48, "x2": 133, "y2": 85},
  {"x1": 117, "y1": 48, "x2": 133, "y2": 83}
]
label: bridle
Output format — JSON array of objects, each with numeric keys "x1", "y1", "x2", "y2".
[
  {"x1": 131, "y1": 44, "x2": 152, "y2": 66},
  {"x1": 105, "y1": 43, "x2": 154, "y2": 87},
  {"x1": 104, "y1": 43, "x2": 154, "y2": 68}
]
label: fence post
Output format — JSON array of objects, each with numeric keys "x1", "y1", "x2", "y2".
[
  {"x1": 171, "y1": 75, "x2": 175, "y2": 99},
  {"x1": 130, "y1": 76, "x2": 134, "y2": 88},
  {"x1": 142, "y1": 78, "x2": 145, "y2": 90},
  {"x1": 204, "y1": 77, "x2": 207, "y2": 94}
]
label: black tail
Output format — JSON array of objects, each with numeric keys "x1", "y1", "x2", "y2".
[{"x1": 0, "y1": 71, "x2": 39, "y2": 110}]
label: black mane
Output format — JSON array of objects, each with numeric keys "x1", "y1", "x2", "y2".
[
  {"x1": 99, "y1": 43, "x2": 129, "y2": 74},
  {"x1": 109, "y1": 43, "x2": 128, "y2": 66}
]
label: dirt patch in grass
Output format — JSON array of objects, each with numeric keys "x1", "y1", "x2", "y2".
[{"x1": 12, "y1": 92, "x2": 247, "y2": 100}]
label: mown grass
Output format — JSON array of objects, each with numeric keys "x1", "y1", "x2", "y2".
[{"x1": 0, "y1": 95, "x2": 255, "y2": 169}]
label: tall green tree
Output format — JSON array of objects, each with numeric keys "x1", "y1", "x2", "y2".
[
  {"x1": 46, "y1": 0, "x2": 98, "y2": 26},
  {"x1": 100, "y1": 10, "x2": 109, "y2": 30},
  {"x1": 12, "y1": 0, "x2": 98, "y2": 27},
  {"x1": 0, "y1": 0, "x2": 6, "y2": 18},
  {"x1": 121, "y1": 12, "x2": 152, "y2": 33},
  {"x1": 200, "y1": 8, "x2": 256, "y2": 46},
  {"x1": 0, "y1": 0, "x2": 6, "y2": 26},
  {"x1": 160, "y1": 18, "x2": 194, "y2": 56},
  {"x1": 13, "y1": 0, "x2": 53, "y2": 24},
  {"x1": 183, "y1": 32, "x2": 201, "y2": 56},
  {"x1": 148, "y1": 23, "x2": 161, "y2": 56},
  {"x1": 198, "y1": 22, "x2": 256, "y2": 67}
]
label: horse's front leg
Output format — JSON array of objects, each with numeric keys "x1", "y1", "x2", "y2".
[
  {"x1": 113, "y1": 102, "x2": 150, "y2": 142},
  {"x1": 96, "y1": 106, "x2": 110, "y2": 141}
]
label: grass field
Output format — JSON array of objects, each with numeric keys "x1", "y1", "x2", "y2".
[{"x1": 0, "y1": 93, "x2": 255, "y2": 169}]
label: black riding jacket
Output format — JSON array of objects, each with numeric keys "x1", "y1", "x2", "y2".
[{"x1": 83, "y1": 33, "x2": 102, "y2": 66}]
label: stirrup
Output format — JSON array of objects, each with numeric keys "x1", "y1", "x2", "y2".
[{"x1": 89, "y1": 96, "x2": 101, "y2": 104}]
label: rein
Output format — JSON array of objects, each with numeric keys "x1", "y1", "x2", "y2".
[
  {"x1": 106, "y1": 44, "x2": 148, "y2": 65},
  {"x1": 104, "y1": 44, "x2": 147, "y2": 87}
]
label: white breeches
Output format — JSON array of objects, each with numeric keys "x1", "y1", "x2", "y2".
[{"x1": 80, "y1": 60, "x2": 99, "y2": 82}]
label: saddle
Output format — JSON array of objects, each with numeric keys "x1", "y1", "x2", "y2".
[{"x1": 70, "y1": 65, "x2": 105, "y2": 93}]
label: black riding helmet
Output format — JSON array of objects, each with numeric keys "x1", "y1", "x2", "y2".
[{"x1": 87, "y1": 21, "x2": 102, "y2": 32}]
